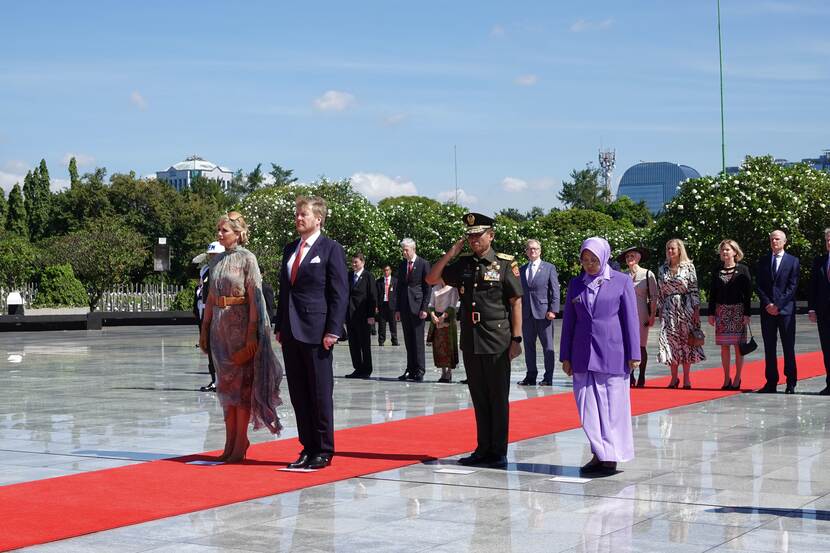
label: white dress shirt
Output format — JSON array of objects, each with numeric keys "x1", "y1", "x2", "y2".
[{"x1": 287, "y1": 230, "x2": 321, "y2": 282}]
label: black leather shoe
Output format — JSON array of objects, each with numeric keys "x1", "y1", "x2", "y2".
[
  {"x1": 819, "y1": 387, "x2": 830, "y2": 396},
  {"x1": 487, "y1": 455, "x2": 508, "y2": 467},
  {"x1": 199, "y1": 382, "x2": 216, "y2": 392},
  {"x1": 785, "y1": 385, "x2": 795, "y2": 394},
  {"x1": 459, "y1": 379, "x2": 468, "y2": 384},
  {"x1": 408, "y1": 372, "x2": 424, "y2": 382},
  {"x1": 517, "y1": 378, "x2": 535, "y2": 386},
  {"x1": 345, "y1": 371, "x2": 370, "y2": 379},
  {"x1": 458, "y1": 452, "x2": 489, "y2": 466},
  {"x1": 756, "y1": 385, "x2": 777, "y2": 394},
  {"x1": 397, "y1": 371, "x2": 410, "y2": 381},
  {"x1": 538, "y1": 379, "x2": 553, "y2": 386},
  {"x1": 306, "y1": 454, "x2": 332, "y2": 469},
  {"x1": 287, "y1": 452, "x2": 310, "y2": 469}
]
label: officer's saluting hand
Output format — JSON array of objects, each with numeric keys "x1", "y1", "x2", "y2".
[{"x1": 426, "y1": 212, "x2": 523, "y2": 467}]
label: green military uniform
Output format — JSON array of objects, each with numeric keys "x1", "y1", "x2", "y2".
[{"x1": 441, "y1": 213, "x2": 523, "y2": 460}]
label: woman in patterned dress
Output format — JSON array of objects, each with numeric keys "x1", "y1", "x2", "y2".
[
  {"x1": 427, "y1": 279, "x2": 459, "y2": 382},
  {"x1": 200, "y1": 211, "x2": 283, "y2": 462},
  {"x1": 617, "y1": 246, "x2": 658, "y2": 388},
  {"x1": 707, "y1": 239, "x2": 752, "y2": 390},
  {"x1": 657, "y1": 239, "x2": 705, "y2": 388}
]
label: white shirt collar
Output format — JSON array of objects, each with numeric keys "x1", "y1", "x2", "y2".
[
  {"x1": 301, "y1": 230, "x2": 321, "y2": 248},
  {"x1": 354, "y1": 269, "x2": 363, "y2": 279}
]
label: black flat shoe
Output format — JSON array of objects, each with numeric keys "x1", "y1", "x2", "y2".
[
  {"x1": 785, "y1": 385, "x2": 795, "y2": 394},
  {"x1": 458, "y1": 452, "x2": 489, "y2": 466},
  {"x1": 756, "y1": 385, "x2": 777, "y2": 394},
  {"x1": 345, "y1": 371, "x2": 371, "y2": 379},
  {"x1": 200, "y1": 383, "x2": 216, "y2": 392},
  {"x1": 459, "y1": 379, "x2": 468, "y2": 384},
  {"x1": 287, "y1": 453, "x2": 310, "y2": 469},
  {"x1": 538, "y1": 380, "x2": 553, "y2": 386},
  {"x1": 517, "y1": 378, "x2": 535, "y2": 386},
  {"x1": 397, "y1": 371, "x2": 410, "y2": 381},
  {"x1": 306, "y1": 454, "x2": 332, "y2": 470},
  {"x1": 580, "y1": 456, "x2": 602, "y2": 473},
  {"x1": 819, "y1": 387, "x2": 830, "y2": 396}
]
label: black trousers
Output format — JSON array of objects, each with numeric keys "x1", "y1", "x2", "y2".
[
  {"x1": 463, "y1": 349, "x2": 511, "y2": 457},
  {"x1": 281, "y1": 332, "x2": 335, "y2": 455},
  {"x1": 377, "y1": 302, "x2": 398, "y2": 345},
  {"x1": 400, "y1": 310, "x2": 426, "y2": 375},
  {"x1": 817, "y1": 314, "x2": 830, "y2": 386},
  {"x1": 761, "y1": 312, "x2": 797, "y2": 388},
  {"x1": 346, "y1": 316, "x2": 373, "y2": 375}
]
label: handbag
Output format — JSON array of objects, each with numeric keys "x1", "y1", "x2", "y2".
[
  {"x1": 687, "y1": 327, "x2": 705, "y2": 347},
  {"x1": 739, "y1": 323, "x2": 758, "y2": 356}
]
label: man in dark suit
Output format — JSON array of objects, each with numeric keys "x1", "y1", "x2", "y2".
[
  {"x1": 375, "y1": 265, "x2": 398, "y2": 346},
  {"x1": 276, "y1": 196, "x2": 348, "y2": 469},
  {"x1": 756, "y1": 229, "x2": 800, "y2": 394},
  {"x1": 518, "y1": 239, "x2": 560, "y2": 386},
  {"x1": 808, "y1": 228, "x2": 830, "y2": 396},
  {"x1": 345, "y1": 253, "x2": 376, "y2": 378},
  {"x1": 395, "y1": 238, "x2": 431, "y2": 381}
]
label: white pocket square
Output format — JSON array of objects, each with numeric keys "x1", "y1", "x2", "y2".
[{"x1": 309, "y1": 256, "x2": 321, "y2": 264}]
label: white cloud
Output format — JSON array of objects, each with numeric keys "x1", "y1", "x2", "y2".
[
  {"x1": 0, "y1": 170, "x2": 23, "y2": 192},
  {"x1": 382, "y1": 113, "x2": 407, "y2": 126},
  {"x1": 130, "y1": 90, "x2": 148, "y2": 110},
  {"x1": 2, "y1": 160, "x2": 28, "y2": 174},
  {"x1": 514, "y1": 74, "x2": 538, "y2": 86},
  {"x1": 62, "y1": 153, "x2": 95, "y2": 166},
  {"x1": 437, "y1": 188, "x2": 477, "y2": 205},
  {"x1": 350, "y1": 172, "x2": 417, "y2": 200},
  {"x1": 531, "y1": 177, "x2": 557, "y2": 191},
  {"x1": 570, "y1": 18, "x2": 614, "y2": 32},
  {"x1": 313, "y1": 90, "x2": 356, "y2": 112},
  {"x1": 490, "y1": 24, "x2": 505, "y2": 38},
  {"x1": 0, "y1": 162, "x2": 70, "y2": 193},
  {"x1": 501, "y1": 177, "x2": 528, "y2": 192}
]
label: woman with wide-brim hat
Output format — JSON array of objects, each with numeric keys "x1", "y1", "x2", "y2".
[{"x1": 616, "y1": 246, "x2": 658, "y2": 387}]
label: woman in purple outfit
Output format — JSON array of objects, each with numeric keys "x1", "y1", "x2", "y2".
[{"x1": 560, "y1": 237, "x2": 641, "y2": 475}]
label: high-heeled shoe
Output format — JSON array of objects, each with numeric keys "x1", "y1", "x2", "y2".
[
  {"x1": 667, "y1": 378, "x2": 679, "y2": 389},
  {"x1": 729, "y1": 379, "x2": 741, "y2": 390},
  {"x1": 636, "y1": 374, "x2": 646, "y2": 388},
  {"x1": 720, "y1": 378, "x2": 732, "y2": 390},
  {"x1": 683, "y1": 382, "x2": 692, "y2": 390}
]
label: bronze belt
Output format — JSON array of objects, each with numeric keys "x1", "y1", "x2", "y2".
[{"x1": 217, "y1": 295, "x2": 247, "y2": 308}]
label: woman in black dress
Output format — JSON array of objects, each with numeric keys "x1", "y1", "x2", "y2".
[{"x1": 707, "y1": 239, "x2": 752, "y2": 389}]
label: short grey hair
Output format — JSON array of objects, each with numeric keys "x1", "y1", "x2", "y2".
[
  {"x1": 400, "y1": 238, "x2": 416, "y2": 249},
  {"x1": 526, "y1": 239, "x2": 541, "y2": 249},
  {"x1": 770, "y1": 229, "x2": 787, "y2": 241}
]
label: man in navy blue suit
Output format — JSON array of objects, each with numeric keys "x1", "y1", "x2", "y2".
[
  {"x1": 276, "y1": 196, "x2": 348, "y2": 469},
  {"x1": 808, "y1": 228, "x2": 830, "y2": 396},
  {"x1": 345, "y1": 253, "x2": 376, "y2": 379},
  {"x1": 756, "y1": 229, "x2": 800, "y2": 394},
  {"x1": 395, "y1": 238, "x2": 431, "y2": 382},
  {"x1": 518, "y1": 239, "x2": 560, "y2": 386}
]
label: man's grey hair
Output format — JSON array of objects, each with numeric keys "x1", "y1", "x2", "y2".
[
  {"x1": 770, "y1": 229, "x2": 787, "y2": 241},
  {"x1": 526, "y1": 239, "x2": 541, "y2": 249},
  {"x1": 400, "y1": 238, "x2": 416, "y2": 249}
]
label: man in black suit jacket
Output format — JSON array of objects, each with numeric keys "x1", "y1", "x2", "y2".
[
  {"x1": 375, "y1": 265, "x2": 399, "y2": 346},
  {"x1": 276, "y1": 196, "x2": 348, "y2": 469},
  {"x1": 345, "y1": 253, "x2": 376, "y2": 378},
  {"x1": 808, "y1": 228, "x2": 830, "y2": 395},
  {"x1": 756, "y1": 229, "x2": 800, "y2": 394},
  {"x1": 395, "y1": 238, "x2": 431, "y2": 381}
]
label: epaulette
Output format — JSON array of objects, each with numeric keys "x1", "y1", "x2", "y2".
[{"x1": 496, "y1": 253, "x2": 514, "y2": 261}]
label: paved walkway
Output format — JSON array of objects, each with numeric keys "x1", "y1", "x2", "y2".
[{"x1": 1, "y1": 317, "x2": 829, "y2": 552}]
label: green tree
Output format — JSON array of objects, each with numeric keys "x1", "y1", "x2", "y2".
[
  {"x1": 6, "y1": 183, "x2": 28, "y2": 237},
  {"x1": 68, "y1": 156, "x2": 80, "y2": 187},
  {"x1": 0, "y1": 231, "x2": 38, "y2": 288},
  {"x1": 48, "y1": 167, "x2": 112, "y2": 234},
  {"x1": 246, "y1": 163, "x2": 264, "y2": 193},
  {"x1": 40, "y1": 216, "x2": 147, "y2": 310},
  {"x1": 33, "y1": 264, "x2": 88, "y2": 307},
  {"x1": 557, "y1": 166, "x2": 610, "y2": 210},
  {"x1": 599, "y1": 196, "x2": 653, "y2": 227},
  {"x1": 0, "y1": 188, "x2": 7, "y2": 229},
  {"x1": 269, "y1": 164, "x2": 298, "y2": 187},
  {"x1": 21, "y1": 160, "x2": 52, "y2": 241}
]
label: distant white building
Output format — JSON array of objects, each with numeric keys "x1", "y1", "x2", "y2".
[{"x1": 156, "y1": 156, "x2": 233, "y2": 191}]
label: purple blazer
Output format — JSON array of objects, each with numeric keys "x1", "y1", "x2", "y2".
[{"x1": 559, "y1": 270, "x2": 641, "y2": 375}]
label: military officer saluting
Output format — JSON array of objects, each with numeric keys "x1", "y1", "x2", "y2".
[{"x1": 426, "y1": 212, "x2": 523, "y2": 467}]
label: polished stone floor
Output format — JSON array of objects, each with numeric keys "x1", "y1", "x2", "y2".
[{"x1": 2, "y1": 317, "x2": 830, "y2": 552}]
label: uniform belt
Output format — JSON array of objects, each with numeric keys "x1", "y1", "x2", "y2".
[
  {"x1": 217, "y1": 295, "x2": 247, "y2": 308},
  {"x1": 470, "y1": 312, "x2": 508, "y2": 324}
]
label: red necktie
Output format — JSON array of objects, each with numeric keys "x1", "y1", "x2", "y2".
[
  {"x1": 407, "y1": 260, "x2": 413, "y2": 278},
  {"x1": 385, "y1": 277, "x2": 390, "y2": 300},
  {"x1": 290, "y1": 239, "x2": 306, "y2": 285}
]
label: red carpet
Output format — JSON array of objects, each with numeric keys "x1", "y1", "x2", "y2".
[{"x1": 0, "y1": 351, "x2": 825, "y2": 551}]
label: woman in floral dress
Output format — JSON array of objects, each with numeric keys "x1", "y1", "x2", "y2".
[
  {"x1": 427, "y1": 279, "x2": 459, "y2": 382},
  {"x1": 657, "y1": 239, "x2": 705, "y2": 388},
  {"x1": 200, "y1": 211, "x2": 283, "y2": 462}
]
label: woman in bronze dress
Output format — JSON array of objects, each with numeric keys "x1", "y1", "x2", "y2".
[{"x1": 200, "y1": 211, "x2": 283, "y2": 462}]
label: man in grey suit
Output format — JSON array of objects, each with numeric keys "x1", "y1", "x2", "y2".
[{"x1": 518, "y1": 239, "x2": 560, "y2": 386}]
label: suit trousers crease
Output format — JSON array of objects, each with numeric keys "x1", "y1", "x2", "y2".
[
  {"x1": 522, "y1": 317, "x2": 556, "y2": 381},
  {"x1": 347, "y1": 318, "x2": 372, "y2": 374},
  {"x1": 377, "y1": 302, "x2": 397, "y2": 344},
  {"x1": 760, "y1": 312, "x2": 797, "y2": 387},
  {"x1": 401, "y1": 311, "x2": 426, "y2": 374},
  {"x1": 463, "y1": 350, "x2": 511, "y2": 456},
  {"x1": 281, "y1": 333, "x2": 335, "y2": 455}
]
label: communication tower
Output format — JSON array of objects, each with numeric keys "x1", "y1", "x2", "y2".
[{"x1": 598, "y1": 148, "x2": 616, "y2": 201}]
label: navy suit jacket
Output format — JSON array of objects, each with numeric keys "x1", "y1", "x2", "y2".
[
  {"x1": 519, "y1": 260, "x2": 560, "y2": 319},
  {"x1": 376, "y1": 275, "x2": 398, "y2": 311},
  {"x1": 809, "y1": 253, "x2": 830, "y2": 317},
  {"x1": 396, "y1": 256, "x2": 431, "y2": 315},
  {"x1": 347, "y1": 270, "x2": 377, "y2": 320},
  {"x1": 756, "y1": 251, "x2": 800, "y2": 317},
  {"x1": 276, "y1": 234, "x2": 349, "y2": 344}
]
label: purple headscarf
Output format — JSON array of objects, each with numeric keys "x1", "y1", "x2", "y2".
[{"x1": 580, "y1": 236, "x2": 612, "y2": 287}]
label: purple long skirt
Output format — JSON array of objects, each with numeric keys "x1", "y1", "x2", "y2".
[{"x1": 573, "y1": 371, "x2": 634, "y2": 462}]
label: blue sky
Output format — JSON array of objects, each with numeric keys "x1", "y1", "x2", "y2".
[{"x1": 2, "y1": 0, "x2": 829, "y2": 214}]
